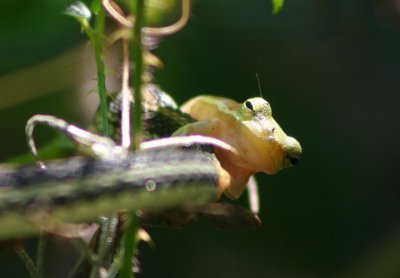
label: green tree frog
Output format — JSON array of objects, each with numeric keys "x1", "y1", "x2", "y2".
[{"x1": 174, "y1": 96, "x2": 302, "y2": 199}]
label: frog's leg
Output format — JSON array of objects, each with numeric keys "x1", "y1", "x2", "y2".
[
  {"x1": 173, "y1": 121, "x2": 235, "y2": 196},
  {"x1": 174, "y1": 121, "x2": 256, "y2": 201},
  {"x1": 172, "y1": 120, "x2": 220, "y2": 137},
  {"x1": 247, "y1": 176, "x2": 260, "y2": 214}
]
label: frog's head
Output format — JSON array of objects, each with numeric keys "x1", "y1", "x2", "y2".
[{"x1": 238, "y1": 97, "x2": 302, "y2": 174}]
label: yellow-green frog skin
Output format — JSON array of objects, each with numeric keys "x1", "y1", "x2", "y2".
[{"x1": 174, "y1": 96, "x2": 302, "y2": 200}]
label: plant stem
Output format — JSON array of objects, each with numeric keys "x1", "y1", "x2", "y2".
[
  {"x1": 93, "y1": 6, "x2": 109, "y2": 136},
  {"x1": 91, "y1": 6, "x2": 115, "y2": 277},
  {"x1": 14, "y1": 245, "x2": 41, "y2": 278},
  {"x1": 36, "y1": 232, "x2": 47, "y2": 277},
  {"x1": 131, "y1": 0, "x2": 145, "y2": 148},
  {"x1": 119, "y1": 0, "x2": 145, "y2": 277},
  {"x1": 90, "y1": 215, "x2": 118, "y2": 278},
  {"x1": 119, "y1": 212, "x2": 140, "y2": 278}
]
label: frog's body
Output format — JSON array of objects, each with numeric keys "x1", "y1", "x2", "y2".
[
  {"x1": 101, "y1": 85, "x2": 302, "y2": 200},
  {"x1": 92, "y1": 85, "x2": 302, "y2": 227},
  {"x1": 176, "y1": 96, "x2": 302, "y2": 199}
]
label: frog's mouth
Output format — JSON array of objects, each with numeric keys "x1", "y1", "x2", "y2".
[{"x1": 261, "y1": 131, "x2": 302, "y2": 172}]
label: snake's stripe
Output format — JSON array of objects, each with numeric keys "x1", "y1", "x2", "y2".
[{"x1": 0, "y1": 148, "x2": 219, "y2": 239}]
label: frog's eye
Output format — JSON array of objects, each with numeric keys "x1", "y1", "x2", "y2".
[{"x1": 245, "y1": 100, "x2": 254, "y2": 111}]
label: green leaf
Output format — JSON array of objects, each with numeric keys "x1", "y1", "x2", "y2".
[
  {"x1": 64, "y1": 1, "x2": 92, "y2": 23},
  {"x1": 271, "y1": 0, "x2": 284, "y2": 14}
]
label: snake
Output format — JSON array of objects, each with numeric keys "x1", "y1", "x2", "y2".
[{"x1": 0, "y1": 84, "x2": 301, "y2": 239}]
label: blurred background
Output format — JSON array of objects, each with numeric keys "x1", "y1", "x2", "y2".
[{"x1": 1, "y1": 0, "x2": 400, "y2": 277}]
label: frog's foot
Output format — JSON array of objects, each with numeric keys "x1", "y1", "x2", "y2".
[
  {"x1": 212, "y1": 146, "x2": 252, "y2": 199},
  {"x1": 174, "y1": 120, "x2": 254, "y2": 199},
  {"x1": 221, "y1": 168, "x2": 252, "y2": 200}
]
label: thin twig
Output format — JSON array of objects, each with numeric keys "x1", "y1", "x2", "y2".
[
  {"x1": 102, "y1": 0, "x2": 134, "y2": 28},
  {"x1": 121, "y1": 38, "x2": 132, "y2": 149},
  {"x1": 36, "y1": 232, "x2": 47, "y2": 277},
  {"x1": 103, "y1": 0, "x2": 191, "y2": 37},
  {"x1": 14, "y1": 245, "x2": 41, "y2": 278}
]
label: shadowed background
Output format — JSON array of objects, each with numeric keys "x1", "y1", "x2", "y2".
[{"x1": 0, "y1": 0, "x2": 399, "y2": 277}]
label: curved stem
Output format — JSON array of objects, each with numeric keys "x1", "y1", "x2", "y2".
[
  {"x1": 143, "y1": 0, "x2": 191, "y2": 36},
  {"x1": 103, "y1": 0, "x2": 133, "y2": 28},
  {"x1": 103, "y1": 0, "x2": 191, "y2": 37}
]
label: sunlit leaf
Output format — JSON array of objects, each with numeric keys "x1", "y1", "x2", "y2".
[
  {"x1": 272, "y1": 0, "x2": 284, "y2": 14},
  {"x1": 64, "y1": 1, "x2": 92, "y2": 25}
]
